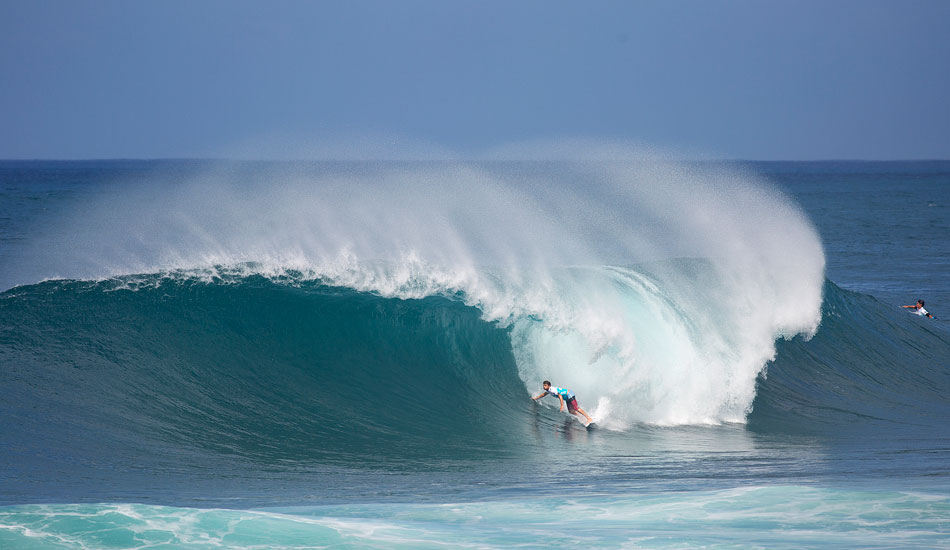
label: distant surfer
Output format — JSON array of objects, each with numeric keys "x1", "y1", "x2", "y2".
[
  {"x1": 532, "y1": 381, "x2": 594, "y2": 424},
  {"x1": 902, "y1": 299, "x2": 935, "y2": 319}
]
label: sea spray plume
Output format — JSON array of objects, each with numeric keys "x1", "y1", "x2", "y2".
[
  {"x1": 19, "y1": 145, "x2": 825, "y2": 427},
  {"x1": 507, "y1": 158, "x2": 825, "y2": 427}
]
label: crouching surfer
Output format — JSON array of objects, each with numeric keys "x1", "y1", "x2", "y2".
[{"x1": 532, "y1": 381, "x2": 594, "y2": 425}]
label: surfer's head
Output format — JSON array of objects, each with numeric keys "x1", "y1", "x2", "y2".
[
  {"x1": 542, "y1": 380, "x2": 551, "y2": 389},
  {"x1": 918, "y1": 299, "x2": 925, "y2": 307}
]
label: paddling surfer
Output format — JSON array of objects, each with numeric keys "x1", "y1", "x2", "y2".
[{"x1": 902, "y1": 299, "x2": 935, "y2": 319}]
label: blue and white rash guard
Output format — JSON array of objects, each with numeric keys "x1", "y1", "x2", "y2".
[{"x1": 545, "y1": 386, "x2": 575, "y2": 400}]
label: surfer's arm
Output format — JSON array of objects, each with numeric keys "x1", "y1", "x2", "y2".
[
  {"x1": 558, "y1": 395, "x2": 564, "y2": 411},
  {"x1": 532, "y1": 392, "x2": 546, "y2": 400},
  {"x1": 901, "y1": 305, "x2": 915, "y2": 308}
]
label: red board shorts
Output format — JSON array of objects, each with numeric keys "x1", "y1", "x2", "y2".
[{"x1": 565, "y1": 396, "x2": 580, "y2": 413}]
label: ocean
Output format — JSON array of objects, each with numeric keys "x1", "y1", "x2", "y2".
[{"x1": 1, "y1": 156, "x2": 948, "y2": 548}]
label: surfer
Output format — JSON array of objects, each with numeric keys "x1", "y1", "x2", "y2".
[
  {"x1": 532, "y1": 381, "x2": 594, "y2": 424},
  {"x1": 902, "y1": 299, "x2": 935, "y2": 319}
]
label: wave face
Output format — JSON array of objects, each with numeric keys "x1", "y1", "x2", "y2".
[
  {"x1": 750, "y1": 281, "x2": 950, "y2": 434},
  {"x1": 0, "y1": 276, "x2": 531, "y2": 465},
  {"x1": 2, "y1": 153, "x2": 826, "y2": 431}
]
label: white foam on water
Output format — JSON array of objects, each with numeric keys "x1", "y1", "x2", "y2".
[{"x1": 2, "y1": 488, "x2": 947, "y2": 550}]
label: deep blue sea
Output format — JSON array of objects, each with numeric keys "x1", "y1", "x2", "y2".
[{"x1": 1, "y1": 157, "x2": 948, "y2": 548}]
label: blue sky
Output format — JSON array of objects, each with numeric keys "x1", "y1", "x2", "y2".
[{"x1": 2, "y1": 0, "x2": 948, "y2": 160}]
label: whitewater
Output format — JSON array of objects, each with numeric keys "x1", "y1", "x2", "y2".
[{"x1": 1, "y1": 152, "x2": 948, "y2": 549}]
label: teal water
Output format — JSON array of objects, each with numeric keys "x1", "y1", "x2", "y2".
[
  {"x1": 1, "y1": 159, "x2": 948, "y2": 548},
  {"x1": 2, "y1": 487, "x2": 948, "y2": 549}
]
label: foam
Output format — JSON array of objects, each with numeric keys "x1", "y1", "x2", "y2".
[{"x1": 2, "y1": 489, "x2": 947, "y2": 550}]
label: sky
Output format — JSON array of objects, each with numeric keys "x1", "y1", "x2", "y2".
[{"x1": 1, "y1": 0, "x2": 949, "y2": 160}]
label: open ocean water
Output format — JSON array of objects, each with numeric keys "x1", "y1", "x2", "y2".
[{"x1": 0, "y1": 156, "x2": 948, "y2": 548}]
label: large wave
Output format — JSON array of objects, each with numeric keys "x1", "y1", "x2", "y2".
[
  {"x1": 2, "y1": 276, "x2": 946, "y2": 485},
  {"x1": 3, "y1": 147, "x2": 826, "y2": 428}
]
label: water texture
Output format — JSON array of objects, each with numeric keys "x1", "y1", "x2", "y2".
[{"x1": 1, "y1": 156, "x2": 948, "y2": 548}]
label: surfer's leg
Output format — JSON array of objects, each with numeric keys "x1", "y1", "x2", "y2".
[
  {"x1": 567, "y1": 398, "x2": 592, "y2": 423},
  {"x1": 566, "y1": 398, "x2": 579, "y2": 416}
]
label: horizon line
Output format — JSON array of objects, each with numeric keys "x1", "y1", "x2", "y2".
[{"x1": 2, "y1": 157, "x2": 950, "y2": 163}]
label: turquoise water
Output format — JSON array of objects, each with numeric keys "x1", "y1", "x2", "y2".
[
  {"x1": 1, "y1": 158, "x2": 948, "y2": 548},
  {"x1": 2, "y1": 487, "x2": 949, "y2": 549}
]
